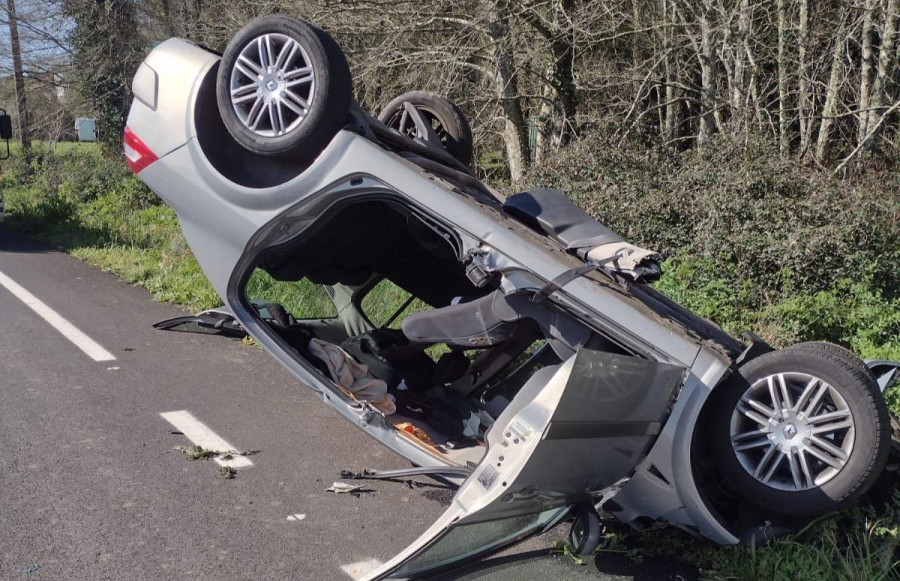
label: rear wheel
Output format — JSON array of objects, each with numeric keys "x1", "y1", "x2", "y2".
[
  {"x1": 216, "y1": 15, "x2": 351, "y2": 162},
  {"x1": 709, "y1": 345, "x2": 890, "y2": 517},
  {"x1": 378, "y1": 91, "x2": 474, "y2": 167}
]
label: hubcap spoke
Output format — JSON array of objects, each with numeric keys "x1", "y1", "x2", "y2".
[
  {"x1": 732, "y1": 429, "x2": 771, "y2": 452},
  {"x1": 280, "y1": 96, "x2": 307, "y2": 118},
  {"x1": 284, "y1": 89, "x2": 310, "y2": 111},
  {"x1": 737, "y1": 400, "x2": 773, "y2": 428},
  {"x1": 808, "y1": 409, "x2": 853, "y2": 434},
  {"x1": 745, "y1": 397, "x2": 777, "y2": 419},
  {"x1": 275, "y1": 39, "x2": 298, "y2": 71},
  {"x1": 237, "y1": 54, "x2": 261, "y2": 75},
  {"x1": 807, "y1": 435, "x2": 849, "y2": 464},
  {"x1": 232, "y1": 83, "x2": 257, "y2": 97},
  {"x1": 284, "y1": 66, "x2": 313, "y2": 81},
  {"x1": 787, "y1": 449, "x2": 804, "y2": 489},
  {"x1": 232, "y1": 90, "x2": 260, "y2": 105},
  {"x1": 797, "y1": 449, "x2": 814, "y2": 487},
  {"x1": 247, "y1": 97, "x2": 266, "y2": 130},
  {"x1": 753, "y1": 444, "x2": 783, "y2": 482},
  {"x1": 399, "y1": 108, "x2": 411, "y2": 135},
  {"x1": 286, "y1": 74, "x2": 314, "y2": 88},
  {"x1": 802, "y1": 382, "x2": 829, "y2": 417},
  {"x1": 269, "y1": 102, "x2": 282, "y2": 135},
  {"x1": 777, "y1": 373, "x2": 793, "y2": 410},
  {"x1": 793, "y1": 377, "x2": 819, "y2": 412}
]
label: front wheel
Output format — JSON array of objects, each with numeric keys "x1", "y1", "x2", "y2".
[{"x1": 708, "y1": 343, "x2": 890, "y2": 517}]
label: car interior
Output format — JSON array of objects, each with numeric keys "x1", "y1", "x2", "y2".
[{"x1": 243, "y1": 198, "x2": 633, "y2": 466}]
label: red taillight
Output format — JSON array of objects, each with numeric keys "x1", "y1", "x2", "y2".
[{"x1": 123, "y1": 127, "x2": 158, "y2": 174}]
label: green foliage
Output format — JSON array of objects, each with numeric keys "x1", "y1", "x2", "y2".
[
  {"x1": 525, "y1": 134, "x2": 900, "y2": 308},
  {"x1": 655, "y1": 253, "x2": 900, "y2": 361}
]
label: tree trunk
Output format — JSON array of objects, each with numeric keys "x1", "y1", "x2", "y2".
[
  {"x1": 6, "y1": 0, "x2": 30, "y2": 152},
  {"x1": 816, "y1": 32, "x2": 846, "y2": 164},
  {"x1": 865, "y1": 0, "x2": 899, "y2": 148},
  {"x1": 777, "y1": 0, "x2": 788, "y2": 155},
  {"x1": 797, "y1": 0, "x2": 811, "y2": 154},
  {"x1": 731, "y1": 0, "x2": 750, "y2": 134},
  {"x1": 697, "y1": 0, "x2": 717, "y2": 146},
  {"x1": 550, "y1": 0, "x2": 577, "y2": 150},
  {"x1": 534, "y1": 77, "x2": 554, "y2": 165},
  {"x1": 486, "y1": 0, "x2": 530, "y2": 181},
  {"x1": 857, "y1": 0, "x2": 876, "y2": 146},
  {"x1": 662, "y1": 0, "x2": 676, "y2": 141},
  {"x1": 526, "y1": 0, "x2": 576, "y2": 163}
]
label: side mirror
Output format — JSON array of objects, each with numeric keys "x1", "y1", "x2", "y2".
[
  {"x1": 0, "y1": 112, "x2": 12, "y2": 140},
  {"x1": 0, "y1": 109, "x2": 11, "y2": 161}
]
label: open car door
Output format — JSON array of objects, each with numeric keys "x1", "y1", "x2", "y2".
[{"x1": 363, "y1": 348, "x2": 686, "y2": 580}]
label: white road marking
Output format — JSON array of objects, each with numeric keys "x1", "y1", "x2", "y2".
[
  {"x1": 341, "y1": 559, "x2": 383, "y2": 580},
  {"x1": 286, "y1": 513, "x2": 306, "y2": 521},
  {"x1": 0, "y1": 270, "x2": 116, "y2": 362},
  {"x1": 159, "y1": 410, "x2": 253, "y2": 469}
]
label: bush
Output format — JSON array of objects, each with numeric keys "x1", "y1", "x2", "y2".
[
  {"x1": 656, "y1": 252, "x2": 900, "y2": 360},
  {"x1": 524, "y1": 134, "x2": 900, "y2": 310}
]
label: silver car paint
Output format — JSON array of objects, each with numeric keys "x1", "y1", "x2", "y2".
[{"x1": 129, "y1": 39, "x2": 740, "y2": 544}]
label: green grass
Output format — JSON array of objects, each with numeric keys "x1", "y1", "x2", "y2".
[
  {"x1": 593, "y1": 499, "x2": 900, "y2": 580},
  {"x1": 5, "y1": 139, "x2": 100, "y2": 157}
]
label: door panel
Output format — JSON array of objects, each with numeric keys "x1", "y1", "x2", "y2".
[{"x1": 367, "y1": 348, "x2": 685, "y2": 580}]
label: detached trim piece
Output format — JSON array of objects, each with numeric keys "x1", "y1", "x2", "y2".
[{"x1": 152, "y1": 310, "x2": 246, "y2": 338}]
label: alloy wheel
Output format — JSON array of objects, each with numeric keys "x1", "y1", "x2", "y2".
[
  {"x1": 729, "y1": 371, "x2": 856, "y2": 491},
  {"x1": 229, "y1": 33, "x2": 316, "y2": 137}
]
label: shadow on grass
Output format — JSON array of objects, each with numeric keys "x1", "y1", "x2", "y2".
[{"x1": 2, "y1": 205, "x2": 112, "y2": 254}]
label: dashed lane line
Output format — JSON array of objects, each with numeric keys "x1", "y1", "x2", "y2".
[
  {"x1": 0, "y1": 270, "x2": 117, "y2": 362},
  {"x1": 159, "y1": 410, "x2": 253, "y2": 469}
]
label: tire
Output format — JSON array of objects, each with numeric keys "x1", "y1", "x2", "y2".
[
  {"x1": 378, "y1": 91, "x2": 474, "y2": 167},
  {"x1": 216, "y1": 15, "x2": 351, "y2": 162},
  {"x1": 786, "y1": 341, "x2": 878, "y2": 384},
  {"x1": 708, "y1": 346, "x2": 890, "y2": 517}
]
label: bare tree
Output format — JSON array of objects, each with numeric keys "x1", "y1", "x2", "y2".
[{"x1": 6, "y1": 0, "x2": 31, "y2": 151}]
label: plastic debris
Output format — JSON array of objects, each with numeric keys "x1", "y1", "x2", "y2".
[{"x1": 327, "y1": 482, "x2": 364, "y2": 494}]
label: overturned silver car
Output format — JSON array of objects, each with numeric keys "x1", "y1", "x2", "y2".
[{"x1": 126, "y1": 16, "x2": 898, "y2": 579}]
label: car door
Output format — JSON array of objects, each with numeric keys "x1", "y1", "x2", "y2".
[{"x1": 364, "y1": 347, "x2": 686, "y2": 580}]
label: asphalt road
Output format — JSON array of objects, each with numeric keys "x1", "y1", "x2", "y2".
[{"x1": 0, "y1": 229, "x2": 696, "y2": 581}]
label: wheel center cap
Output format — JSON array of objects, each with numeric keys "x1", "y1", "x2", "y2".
[
  {"x1": 784, "y1": 423, "x2": 797, "y2": 438},
  {"x1": 266, "y1": 80, "x2": 278, "y2": 91}
]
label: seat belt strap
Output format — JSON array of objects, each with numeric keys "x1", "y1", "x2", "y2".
[{"x1": 532, "y1": 257, "x2": 615, "y2": 304}]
